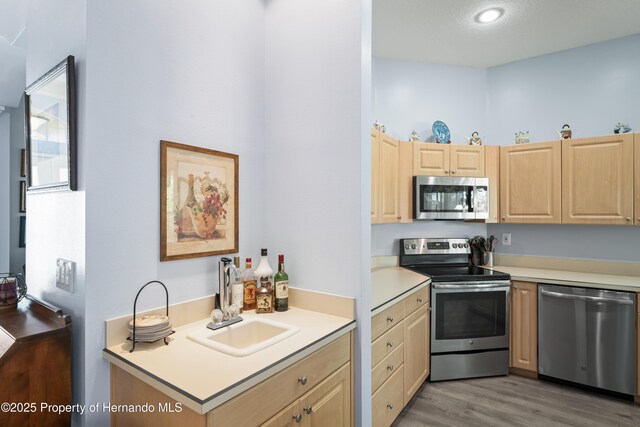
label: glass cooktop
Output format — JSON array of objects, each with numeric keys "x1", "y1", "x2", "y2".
[{"x1": 403, "y1": 265, "x2": 511, "y2": 283}]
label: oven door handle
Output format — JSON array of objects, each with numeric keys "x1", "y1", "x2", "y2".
[{"x1": 432, "y1": 281, "x2": 511, "y2": 290}]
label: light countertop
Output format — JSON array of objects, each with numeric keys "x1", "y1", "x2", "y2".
[
  {"x1": 371, "y1": 267, "x2": 430, "y2": 314},
  {"x1": 103, "y1": 307, "x2": 355, "y2": 414},
  {"x1": 487, "y1": 265, "x2": 640, "y2": 293}
]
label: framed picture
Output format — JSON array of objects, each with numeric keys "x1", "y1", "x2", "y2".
[
  {"x1": 25, "y1": 55, "x2": 77, "y2": 192},
  {"x1": 160, "y1": 140, "x2": 239, "y2": 261},
  {"x1": 19, "y1": 217, "x2": 25, "y2": 248},
  {"x1": 20, "y1": 149, "x2": 26, "y2": 177},
  {"x1": 19, "y1": 181, "x2": 26, "y2": 213}
]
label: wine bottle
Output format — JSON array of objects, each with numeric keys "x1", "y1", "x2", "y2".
[
  {"x1": 242, "y1": 258, "x2": 257, "y2": 311},
  {"x1": 274, "y1": 255, "x2": 289, "y2": 312}
]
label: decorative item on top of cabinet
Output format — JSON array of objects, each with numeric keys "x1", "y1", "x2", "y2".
[
  {"x1": 510, "y1": 281, "x2": 537, "y2": 378},
  {"x1": 467, "y1": 131, "x2": 484, "y2": 146},
  {"x1": 559, "y1": 124, "x2": 573, "y2": 139},
  {"x1": 614, "y1": 122, "x2": 631, "y2": 134},
  {"x1": 373, "y1": 120, "x2": 386, "y2": 133},
  {"x1": 413, "y1": 142, "x2": 484, "y2": 177},
  {"x1": 409, "y1": 131, "x2": 420, "y2": 142},
  {"x1": 432, "y1": 120, "x2": 451, "y2": 144},
  {"x1": 514, "y1": 131, "x2": 530, "y2": 144},
  {"x1": 371, "y1": 128, "x2": 412, "y2": 224},
  {"x1": 562, "y1": 134, "x2": 633, "y2": 225},
  {"x1": 500, "y1": 140, "x2": 561, "y2": 224}
]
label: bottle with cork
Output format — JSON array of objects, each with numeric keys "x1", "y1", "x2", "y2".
[
  {"x1": 242, "y1": 258, "x2": 257, "y2": 311},
  {"x1": 254, "y1": 248, "x2": 274, "y2": 313}
]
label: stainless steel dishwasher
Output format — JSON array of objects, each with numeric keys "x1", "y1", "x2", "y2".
[{"x1": 538, "y1": 284, "x2": 636, "y2": 398}]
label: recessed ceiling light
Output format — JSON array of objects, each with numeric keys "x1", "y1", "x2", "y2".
[{"x1": 475, "y1": 7, "x2": 504, "y2": 24}]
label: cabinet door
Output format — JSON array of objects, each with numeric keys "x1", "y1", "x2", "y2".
[
  {"x1": 413, "y1": 142, "x2": 449, "y2": 176},
  {"x1": 300, "y1": 363, "x2": 350, "y2": 427},
  {"x1": 500, "y1": 141, "x2": 561, "y2": 224},
  {"x1": 398, "y1": 141, "x2": 413, "y2": 223},
  {"x1": 484, "y1": 146, "x2": 500, "y2": 223},
  {"x1": 510, "y1": 281, "x2": 537, "y2": 374},
  {"x1": 371, "y1": 128, "x2": 380, "y2": 223},
  {"x1": 634, "y1": 134, "x2": 640, "y2": 226},
  {"x1": 562, "y1": 134, "x2": 633, "y2": 225},
  {"x1": 379, "y1": 133, "x2": 400, "y2": 223},
  {"x1": 450, "y1": 145, "x2": 485, "y2": 177},
  {"x1": 372, "y1": 365, "x2": 403, "y2": 427},
  {"x1": 261, "y1": 401, "x2": 302, "y2": 427},
  {"x1": 403, "y1": 305, "x2": 429, "y2": 405}
]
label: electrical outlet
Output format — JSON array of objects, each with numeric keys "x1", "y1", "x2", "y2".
[
  {"x1": 56, "y1": 259, "x2": 75, "y2": 293},
  {"x1": 501, "y1": 233, "x2": 511, "y2": 246}
]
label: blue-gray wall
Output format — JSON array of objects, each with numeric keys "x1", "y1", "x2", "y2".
[{"x1": 373, "y1": 34, "x2": 640, "y2": 262}]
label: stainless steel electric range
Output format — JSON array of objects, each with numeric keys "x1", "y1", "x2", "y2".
[{"x1": 400, "y1": 237, "x2": 511, "y2": 381}]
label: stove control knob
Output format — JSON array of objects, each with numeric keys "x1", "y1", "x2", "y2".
[
  {"x1": 463, "y1": 243, "x2": 469, "y2": 248},
  {"x1": 411, "y1": 244, "x2": 416, "y2": 249},
  {"x1": 469, "y1": 340, "x2": 474, "y2": 345},
  {"x1": 452, "y1": 243, "x2": 457, "y2": 248},
  {"x1": 404, "y1": 244, "x2": 410, "y2": 250}
]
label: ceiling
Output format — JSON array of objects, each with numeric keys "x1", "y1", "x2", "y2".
[
  {"x1": 373, "y1": 0, "x2": 640, "y2": 68},
  {"x1": 0, "y1": 0, "x2": 27, "y2": 108}
]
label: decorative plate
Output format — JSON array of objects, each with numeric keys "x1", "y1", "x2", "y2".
[{"x1": 432, "y1": 120, "x2": 450, "y2": 144}]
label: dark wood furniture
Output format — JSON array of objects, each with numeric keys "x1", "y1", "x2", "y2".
[{"x1": 0, "y1": 295, "x2": 72, "y2": 426}]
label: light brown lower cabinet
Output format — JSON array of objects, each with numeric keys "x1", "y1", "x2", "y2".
[
  {"x1": 510, "y1": 281, "x2": 538, "y2": 377},
  {"x1": 371, "y1": 285, "x2": 430, "y2": 427},
  {"x1": 110, "y1": 332, "x2": 353, "y2": 427}
]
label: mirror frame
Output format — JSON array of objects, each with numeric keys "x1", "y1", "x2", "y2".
[{"x1": 24, "y1": 55, "x2": 77, "y2": 192}]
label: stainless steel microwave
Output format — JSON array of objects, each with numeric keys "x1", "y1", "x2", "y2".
[{"x1": 413, "y1": 176, "x2": 489, "y2": 220}]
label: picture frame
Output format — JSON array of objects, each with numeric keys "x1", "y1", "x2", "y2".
[
  {"x1": 25, "y1": 55, "x2": 77, "y2": 192},
  {"x1": 19, "y1": 181, "x2": 26, "y2": 213},
  {"x1": 19, "y1": 217, "x2": 25, "y2": 248},
  {"x1": 160, "y1": 140, "x2": 239, "y2": 261},
  {"x1": 20, "y1": 149, "x2": 26, "y2": 177}
]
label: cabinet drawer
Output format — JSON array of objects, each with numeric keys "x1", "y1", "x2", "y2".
[
  {"x1": 372, "y1": 302, "x2": 404, "y2": 341},
  {"x1": 210, "y1": 333, "x2": 350, "y2": 427},
  {"x1": 372, "y1": 365, "x2": 404, "y2": 427},
  {"x1": 371, "y1": 343, "x2": 403, "y2": 394},
  {"x1": 371, "y1": 322, "x2": 404, "y2": 367},
  {"x1": 403, "y1": 286, "x2": 429, "y2": 317}
]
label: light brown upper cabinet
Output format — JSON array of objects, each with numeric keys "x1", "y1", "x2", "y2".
[
  {"x1": 371, "y1": 129, "x2": 413, "y2": 224},
  {"x1": 562, "y1": 134, "x2": 633, "y2": 225},
  {"x1": 500, "y1": 141, "x2": 562, "y2": 224},
  {"x1": 413, "y1": 143, "x2": 484, "y2": 177},
  {"x1": 634, "y1": 134, "x2": 640, "y2": 226},
  {"x1": 484, "y1": 146, "x2": 500, "y2": 223}
]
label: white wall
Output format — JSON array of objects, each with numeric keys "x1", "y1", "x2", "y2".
[
  {"x1": 264, "y1": 1, "x2": 371, "y2": 424},
  {"x1": 8, "y1": 101, "x2": 25, "y2": 274},
  {"x1": 371, "y1": 57, "x2": 488, "y2": 256},
  {"x1": 0, "y1": 112, "x2": 9, "y2": 271},
  {"x1": 83, "y1": 2, "x2": 265, "y2": 425},
  {"x1": 486, "y1": 34, "x2": 640, "y2": 261},
  {"x1": 25, "y1": 2, "x2": 87, "y2": 425}
]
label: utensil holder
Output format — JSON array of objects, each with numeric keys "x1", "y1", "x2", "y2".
[{"x1": 483, "y1": 252, "x2": 494, "y2": 267}]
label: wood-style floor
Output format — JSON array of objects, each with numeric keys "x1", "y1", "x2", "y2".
[{"x1": 393, "y1": 375, "x2": 640, "y2": 427}]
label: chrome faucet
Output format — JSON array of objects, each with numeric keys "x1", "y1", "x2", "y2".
[{"x1": 208, "y1": 257, "x2": 243, "y2": 330}]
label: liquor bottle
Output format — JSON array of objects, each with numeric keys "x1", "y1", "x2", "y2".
[
  {"x1": 242, "y1": 258, "x2": 257, "y2": 311},
  {"x1": 254, "y1": 248, "x2": 274, "y2": 291},
  {"x1": 231, "y1": 256, "x2": 243, "y2": 313},
  {"x1": 256, "y1": 276, "x2": 274, "y2": 313},
  {"x1": 274, "y1": 255, "x2": 289, "y2": 312}
]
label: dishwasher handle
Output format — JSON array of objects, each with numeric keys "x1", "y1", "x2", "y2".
[{"x1": 540, "y1": 289, "x2": 634, "y2": 305}]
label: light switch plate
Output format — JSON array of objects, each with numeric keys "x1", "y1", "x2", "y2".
[
  {"x1": 501, "y1": 233, "x2": 512, "y2": 246},
  {"x1": 56, "y1": 259, "x2": 75, "y2": 293}
]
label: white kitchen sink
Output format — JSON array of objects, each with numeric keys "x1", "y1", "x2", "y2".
[{"x1": 187, "y1": 317, "x2": 300, "y2": 357}]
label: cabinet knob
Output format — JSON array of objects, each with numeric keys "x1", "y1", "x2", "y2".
[
  {"x1": 417, "y1": 298, "x2": 423, "y2": 303},
  {"x1": 451, "y1": 170, "x2": 456, "y2": 174},
  {"x1": 387, "y1": 316, "x2": 394, "y2": 323},
  {"x1": 386, "y1": 341, "x2": 393, "y2": 347},
  {"x1": 298, "y1": 376, "x2": 308, "y2": 385},
  {"x1": 304, "y1": 406, "x2": 313, "y2": 415},
  {"x1": 445, "y1": 170, "x2": 449, "y2": 174},
  {"x1": 427, "y1": 306, "x2": 431, "y2": 311},
  {"x1": 387, "y1": 404, "x2": 394, "y2": 410},
  {"x1": 387, "y1": 364, "x2": 394, "y2": 371},
  {"x1": 502, "y1": 217, "x2": 506, "y2": 221},
  {"x1": 626, "y1": 217, "x2": 632, "y2": 222},
  {"x1": 293, "y1": 414, "x2": 302, "y2": 423}
]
